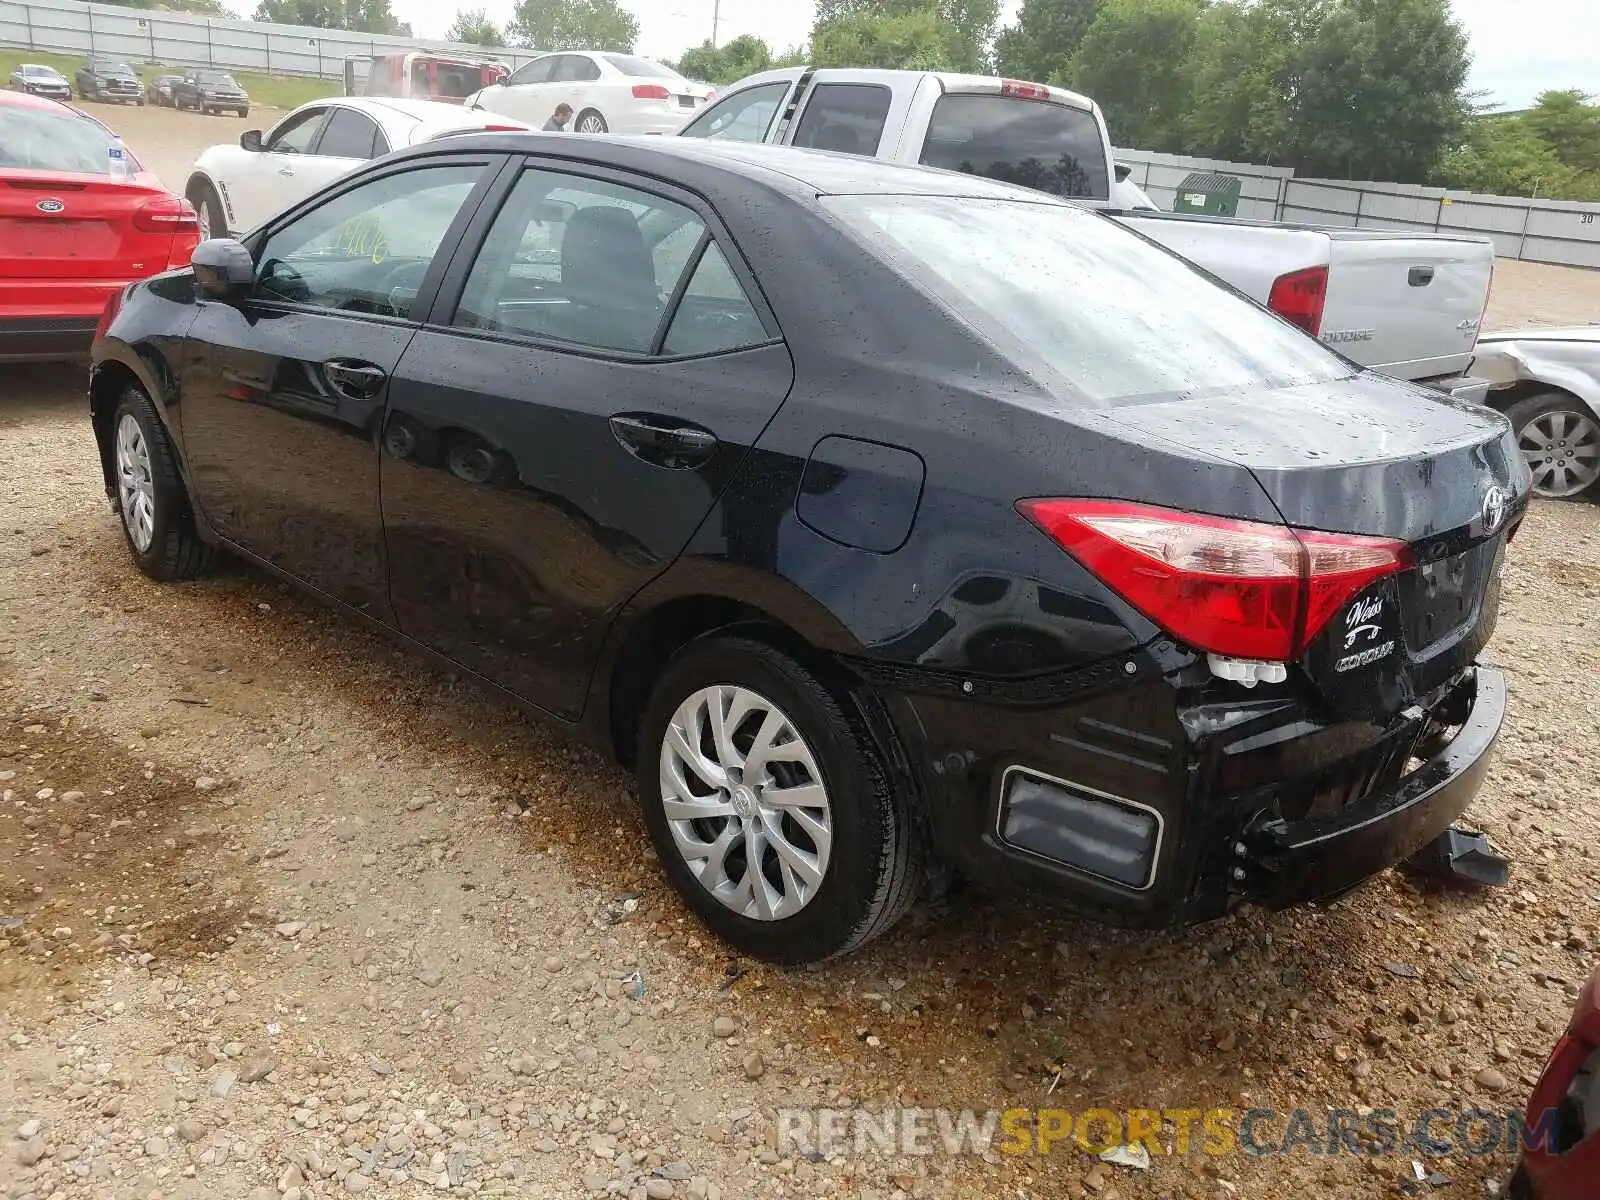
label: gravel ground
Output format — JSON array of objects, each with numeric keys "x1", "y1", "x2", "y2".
[{"x1": 1, "y1": 105, "x2": 1598, "y2": 1200}]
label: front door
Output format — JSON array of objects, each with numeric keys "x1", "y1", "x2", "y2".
[
  {"x1": 223, "y1": 105, "x2": 330, "y2": 235},
  {"x1": 379, "y1": 160, "x2": 793, "y2": 717},
  {"x1": 179, "y1": 154, "x2": 501, "y2": 619}
]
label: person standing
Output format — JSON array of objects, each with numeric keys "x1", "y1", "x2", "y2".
[{"x1": 543, "y1": 103, "x2": 573, "y2": 132}]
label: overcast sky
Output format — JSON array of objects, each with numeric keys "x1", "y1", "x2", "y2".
[{"x1": 387, "y1": 0, "x2": 1597, "y2": 110}]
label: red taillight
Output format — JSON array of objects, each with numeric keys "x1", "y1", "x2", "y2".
[
  {"x1": 1000, "y1": 79, "x2": 1051, "y2": 101},
  {"x1": 479, "y1": 123, "x2": 524, "y2": 132},
  {"x1": 1267, "y1": 265, "x2": 1328, "y2": 337},
  {"x1": 706, "y1": 89, "x2": 718, "y2": 103},
  {"x1": 1018, "y1": 499, "x2": 1410, "y2": 662},
  {"x1": 632, "y1": 84, "x2": 671, "y2": 100},
  {"x1": 131, "y1": 195, "x2": 199, "y2": 234},
  {"x1": 94, "y1": 289, "x2": 124, "y2": 344}
]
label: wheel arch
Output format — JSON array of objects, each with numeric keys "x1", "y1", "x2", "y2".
[{"x1": 89, "y1": 348, "x2": 194, "y2": 511}]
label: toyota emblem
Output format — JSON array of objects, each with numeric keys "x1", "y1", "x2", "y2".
[
  {"x1": 35, "y1": 198, "x2": 65, "y2": 213},
  {"x1": 1481, "y1": 484, "x2": 1509, "y2": 535}
]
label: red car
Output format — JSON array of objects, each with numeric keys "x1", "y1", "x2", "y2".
[
  {"x1": 1513, "y1": 964, "x2": 1600, "y2": 1199},
  {"x1": 0, "y1": 90, "x2": 199, "y2": 362}
]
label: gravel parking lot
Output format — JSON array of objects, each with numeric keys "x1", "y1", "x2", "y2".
[{"x1": 2, "y1": 102, "x2": 1598, "y2": 1200}]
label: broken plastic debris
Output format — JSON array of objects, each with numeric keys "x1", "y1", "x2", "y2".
[
  {"x1": 1099, "y1": 1143, "x2": 1151, "y2": 1170},
  {"x1": 1206, "y1": 654, "x2": 1288, "y2": 688},
  {"x1": 623, "y1": 970, "x2": 646, "y2": 1001},
  {"x1": 266, "y1": 1022, "x2": 282, "y2": 1037},
  {"x1": 1402, "y1": 827, "x2": 1510, "y2": 888},
  {"x1": 0, "y1": 916, "x2": 22, "y2": 930}
]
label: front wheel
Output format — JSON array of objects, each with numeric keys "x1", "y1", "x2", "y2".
[
  {"x1": 111, "y1": 386, "x2": 217, "y2": 581},
  {"x1": 575, "y1": 108, "x2": 608, "y2": 134},
  {"x1": 636, "y1": 636, "x2": 925, "y2": 964},
  {"x1": 1508, "y1": 391, "x2": 1600, "y2": 499}
]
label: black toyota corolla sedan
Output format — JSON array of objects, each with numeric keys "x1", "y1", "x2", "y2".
[{"x1": 87, "y1": 135, "x2": 1528, "y2": 964}]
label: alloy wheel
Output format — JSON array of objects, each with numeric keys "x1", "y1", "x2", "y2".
[
  {"x1": 115, "y1": 412, "x2": 156, "y2": 552},
  {"x1": 658, "y1": 684, "x2": 833, "y2": 921},
  {"x1": 577, "y1": 113, "x2": 607, "y2": 134},
  {"x1": 197, "y1": 200, "x2": 213, "y2": 241},
  {"x1": 1520, "y1": 408, "x2": 1600, "y2": 498}
]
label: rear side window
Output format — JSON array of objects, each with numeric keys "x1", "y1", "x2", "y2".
[
  {"x1": 680, "y1": 82, "x2": 789, "y2": 143},
  {"x1": 663, "y1": 243, "x2": 766, "y2": 357},
  {"x1": 0, "y1": 106, "x2": 123, "y2": 175},
  {"x1": 553, "y1": 56, "x2": 601, "y2": 83},
  {"x1": 791, "y1": 84, "x2": 891, "y2": 157},
  {"x1": 919, "y1": 94, "x2": 1109, "y2": 200},
  {"x1": 317, "y1": 108, "x2": 381, "y2": 159}
]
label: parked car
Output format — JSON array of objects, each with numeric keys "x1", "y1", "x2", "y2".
[
  {"x1": 74, "y1": 57, "x2": 145, "y2": 105},
  {"x1": 171, "y1": 69, "x2": 250, "y2": 117},
  {"x1": 1509, "y1": 963, "x2": 1599, "y2": 1200},
  {"x1": 184, "y1": 96, "x2": 530, "y2": 239},
  {"x1": 1469, "y1": 328, "x2": 1600, "y2": 499},
  {"x1": 8, "y1": 63, "x2": 72, "y2": 100},
  {"x1": 0, "y1": 89, "x2": 198, "y2": 362},
  {"x1": 151, "y1": 74, "x2": 184, "y2": 108},
  {"x1": 680, "y1": 68, "x2": 1496, "y2": 399},
  {"x1": 466, "y1": 51, "x2": 713, "y2": 134},
  {"x1": 91, "y1": 135, "x2": 1526, "y2": 963},
  {"x1": 347, "y1": 51, "x2": 507, "y2": 104}
]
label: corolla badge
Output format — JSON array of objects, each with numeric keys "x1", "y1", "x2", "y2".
[
  {"x1": 1481, "y1": 485, "x2": 1510, "y2": 535},
  {"x1": 35, "y1": 198, "x2": 65, "y2": 213}
]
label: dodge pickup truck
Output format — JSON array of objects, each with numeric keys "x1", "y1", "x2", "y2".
[{"x1": 679, "y1": 68, "x2": 1495, "y2": 398}]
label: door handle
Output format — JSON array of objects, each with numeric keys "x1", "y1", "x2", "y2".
[
  {"x1": 324, "y1": 359, "x2": 387, "y2": 399},
  {"x1": 278, "y1": 165, "x2": 296, "y2": 177},
  {"x1": 609, "y1": 414, "x2": 718, "y2": 468}
]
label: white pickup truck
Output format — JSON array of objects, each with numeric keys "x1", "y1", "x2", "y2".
[{"x1": 678, "y1": 68, "x2": 1494, "y2": 398}]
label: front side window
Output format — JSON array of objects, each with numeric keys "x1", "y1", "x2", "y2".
[
  {"x1": 679, "y1": 82, "x2": 788, "y2": 143},
  {"x1": 317, "y1": 108, "x2": 380, "y2": 159},
  {"x1": 825, "y1": 194, "x2": 1352, "y2": 404},
  {"x1": 791, "y1": 84, "x2": 892, "y2": 157},
  {"x1": 919, "y1": 94, "x2": 1110, "y2": 200},
  {"x1": 267, "y1": 108, "x2": 327, "y2": 155},
  {"x1": 507, "y1": 57, "x2": 556, "y2": 87},
  {"x1": 455, "y1": 168, "x2": 736, "y2": 355},
  {"x1": 253, "y1": 163, "x2": 484, "y2": 319}
]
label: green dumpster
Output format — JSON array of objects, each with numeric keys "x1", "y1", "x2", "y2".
[{"x1": 1171, "y1": 172, "x2": 1243, "y2": 217}]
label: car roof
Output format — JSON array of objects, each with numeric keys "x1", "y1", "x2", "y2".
[
  {"x1": 0, "y1": 88, "x2": 74, "y2": 112},
  {"x1": 396, "y1": 131, "x2": 1075, "y2": 205}
]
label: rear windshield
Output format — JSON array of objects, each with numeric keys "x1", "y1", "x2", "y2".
[
  {"x1": 604, "y1": 55, "x2": 680, "y2": 79},
  {"x1": 825, "y1": 194, "x2": 1352, "y2": 404},
  {"x1": 0, "y1": 106, "x2": 132, "y2": 175},
  {"x1": 919, "y1": 94, "x2": 1110, "y2": 201}
]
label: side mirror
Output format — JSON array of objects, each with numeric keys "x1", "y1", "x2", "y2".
[
  {"x1": 191, "y1": 239, "x2": 254, "y2": 302},
  {"x1": 1114, "y1": 161, "x2": 1132, "y2": 183},
  {"x1": 240, "y1": 129, "x2": 263, "y2": 152}
]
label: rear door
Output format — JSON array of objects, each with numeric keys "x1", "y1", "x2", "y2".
[
  {"x1": 1320, "y1": 233, "x2": 1494, "y2": 381},
  {"x1": 779, "y1": 71, "x2": 917, "y2": 158},
  {"x1": 379, "y1": 157, "x2": 793, "y2": 717}
]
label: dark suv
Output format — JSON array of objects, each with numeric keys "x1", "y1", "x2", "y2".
[
  {"x1": 171, "y1": 69, "x2": 249, "y2": 117},
  {"x1": 75, "y1": 58, "x2": 144, "y2": 104}
]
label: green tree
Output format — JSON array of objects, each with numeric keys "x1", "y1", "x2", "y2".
[
  {"x1": 1292, "y1": 0, "x2": 1470, "y2": 181},
  {"x1": 1062, "y1": 0, "x2": 1201, "y2": 153},
  {"x1": 446, "y1": 7, "x2": 504, "y2": 47},
  {"x1": 812, "y1": 1, "x2": 996, "y2": 74},
  {"x1": 994, "y1": 0, "x2": 1102, "y2": 85},
  {"x1": 677, "y1": 34, "x2": 773, "y2": 85},
  {"x1": 812, "y1": 7, "x2": 953, "y2": 71},
  {"x1": 509, "y1": 0, "x2": 639, "y2": 51},
  {"x1": 1524, "y1": 89, "x2": 1600, "y2": 173},
  {"x1": 1437, "y1": 117, "x2": 1583, "y2": 198},
  {"x1": 253, "y1": 0, "x2": 406, "y2": 32}
]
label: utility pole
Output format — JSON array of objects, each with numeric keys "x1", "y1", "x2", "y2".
[{"x1": 712, "y1": 0, "x2": 721, "y2": 46}]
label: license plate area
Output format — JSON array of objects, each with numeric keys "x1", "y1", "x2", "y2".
[
  {"x1": 3, "y1": 219, "x2": 117, "y2": 258},
  {"x1": 1400, "y1": 538, "x2": 1501, "y2": 653}
]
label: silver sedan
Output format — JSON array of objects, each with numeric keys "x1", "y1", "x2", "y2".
[{"x1": 1471, "y1": 328, "x2": 1600, "y2": 499}]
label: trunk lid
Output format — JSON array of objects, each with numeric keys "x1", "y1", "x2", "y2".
[
  {"x1": 1095, "y1": 373, "x2": 1526, "y2": 717},
  {"x1": 1321, "y1": 231, "x2": 1493, "y2": 381},
  {"x1": 0, "y1": 171, "x2": 177, "y2": 281}
]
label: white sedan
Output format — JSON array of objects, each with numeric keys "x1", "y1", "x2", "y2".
[
  {"x1": 184, "y1": 96, "x2": 530, "y2": 239},
  {"x1": 465, "y1": 51, "x2": 713, "y2": 136},
  {"x1": 1471, "y1": 327, "x2": 1600, "y2": 499}
]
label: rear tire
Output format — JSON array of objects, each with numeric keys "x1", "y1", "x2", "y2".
[
  {"x1": 110, "y1": 386, "x2": 217, "y2": 582},
  {"x1": 575, "y1": 108, "x2": 608, "y2": 134},
  {"x1": 636, "y1": 635, "x2": 925, "y2": 964},
  {"x1": 1507, "y1": 391, "x2": 1600, "y2": 500},
  {"x1": 186, "y1": 178, "x2": 227, "y2": 241}
]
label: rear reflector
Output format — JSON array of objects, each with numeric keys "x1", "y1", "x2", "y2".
[
  {"x1": 999, "y1": 768, "x2": 1160, "y2": 889},
  {"x1": 632, "y1": 84, "x2": 671, "y2": 100},
  {"x1": 1268, "y1": 265, "x2": 1328, "y2": 337},
  {"x1": 1000, "y1": 79, "x2": 1052, "y2": 101},
  {"x1": 132, "y1": 196, "x2": 198, "y2": 233},
  {"x1": 1018, "y1": 499, "x2": 1410, "y2": 662}
]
